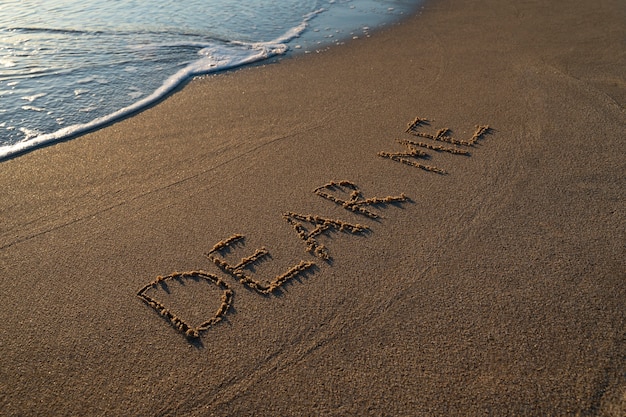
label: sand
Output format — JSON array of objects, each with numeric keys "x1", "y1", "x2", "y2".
[{"x1": 1, "y1": 0, "x2": 624, "y2": 415}]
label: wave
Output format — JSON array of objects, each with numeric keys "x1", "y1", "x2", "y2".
[
  {"x1": 4, "y1": 26, "x2": 235, "y2": 43},
  {"x1": 5, "y1": 27, "x2": 105, "y2": 36},
  {"x1": 0, "y1": 9, "x2": 324, "y2": 161}
]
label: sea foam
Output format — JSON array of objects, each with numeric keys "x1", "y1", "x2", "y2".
[
  {"x1": 0, "y1": 11, "x2": 320, "y2": 160},
  {"x1": 0, "y1": 1, "x2": 420, "y2": 160}
]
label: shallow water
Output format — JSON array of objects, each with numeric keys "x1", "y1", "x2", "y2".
[{"x1": 0, "y1": 0, "x2": 420, "y2": 159}]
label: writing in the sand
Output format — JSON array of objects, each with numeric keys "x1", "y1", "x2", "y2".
[
  {"x1": 137, "y1": 117, "x2": 492, "y2": 339},
  {"x1": 378, "y1": 116, "x2": 490, "y2": 175}
]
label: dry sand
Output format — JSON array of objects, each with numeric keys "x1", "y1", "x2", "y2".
[{"x1": 1, "y1": 0, "x2": 624, "y2": 415}]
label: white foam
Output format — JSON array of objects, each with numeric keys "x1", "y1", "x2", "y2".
[
  {"x1": 19, "y1": 127, "x2": 42, "y2": 140},
  {"x1": 21, "y1": 105, "x2": 45, "y2": 112},
  {"x1": 0, "y1": 10, "x2": 324, "y2": 160},
  {"x1": 21, "y1": 93, "x2": 47, "y2": 102},
  {"x1": 0, "y1": 59, "x2": 17, "y2": 68}
]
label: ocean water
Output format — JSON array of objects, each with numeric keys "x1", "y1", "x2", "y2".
[{"x1": 0, "y1": 0, "x2": 420, "y2": 159}]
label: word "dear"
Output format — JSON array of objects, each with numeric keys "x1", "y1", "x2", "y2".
[{"x1": 138, "y1": 180, "x2": 409, "y2": 339}]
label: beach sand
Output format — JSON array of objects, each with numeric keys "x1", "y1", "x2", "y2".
[{"x1": 1, "y1": 0, "x2": 624, "y2": 415}]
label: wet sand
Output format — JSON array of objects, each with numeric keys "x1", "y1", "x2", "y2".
[{"x1": 1, "y1": 0, "x2": 624, "y2": 415}]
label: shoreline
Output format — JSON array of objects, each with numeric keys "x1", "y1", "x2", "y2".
[
  {"x1": 1, "y1": 0, "x2": 624, "y2": 415},
  {"x1": 0, "y1": 2, "x2": 422, "y2": 162}
]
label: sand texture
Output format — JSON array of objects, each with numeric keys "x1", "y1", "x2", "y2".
[{"x1": 1, "y1": 0, "x2": 624, "y2": 415}]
